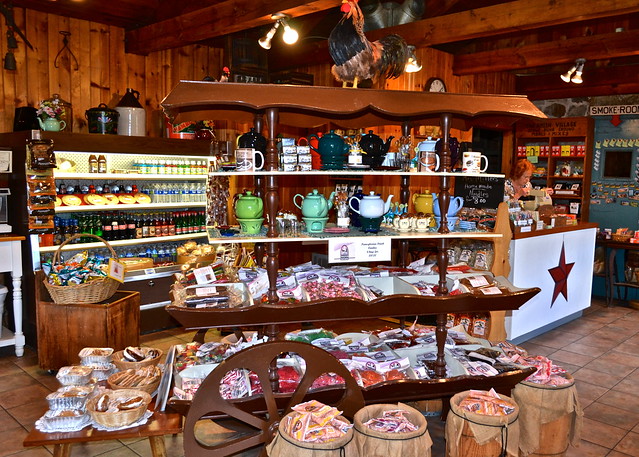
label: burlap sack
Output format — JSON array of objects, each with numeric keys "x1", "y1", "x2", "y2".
[
  {"x1": 266, "y1": 413, "x2": 356, "y2": 457},
  {"x1": 446, "y1": 390, "x2": 520, "y2": 457},
  {"x1": 353, "y1": 403, "x2": 433, "y2": 457},
  {"x1": 513, "y1": 375, "x2": 583, "y2": 456}
]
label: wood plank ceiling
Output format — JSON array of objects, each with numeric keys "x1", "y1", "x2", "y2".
[{"x1": 17, "y1": 0, "x2": 639, "y2": 99}]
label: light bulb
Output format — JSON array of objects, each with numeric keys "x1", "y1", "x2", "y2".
[
  {"x1": 281, "y1": 21, "x2": 298, "y2": 45},
  {"x1": 258, "y1": 22, "x2": 280, "y2": 50},
  {"x1": 571, "y1": 71, "x2": 583, "y2": 84},
  {"x1": 560, "y1": 65, "x2": 576, "y2": 83}
]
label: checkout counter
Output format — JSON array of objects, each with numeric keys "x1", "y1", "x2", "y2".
[{"x1": 504, "y1": 189, "x2": 597, "y2": 343}]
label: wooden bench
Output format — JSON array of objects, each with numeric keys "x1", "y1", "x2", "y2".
[{"x1": 23, "y1": 406, "x2": 182, "y2": 457}]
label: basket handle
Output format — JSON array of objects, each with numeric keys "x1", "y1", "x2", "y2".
[{"x1": 50, "y1": 233, "x2": 118, "y2": 275}]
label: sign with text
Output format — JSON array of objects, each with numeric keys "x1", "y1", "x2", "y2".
[
  {"x1": 589, "y1": 105, "x2": 639, "y2": 116},
  {"x1": 454, "y1": 176, "x2": 505, "y2": 209},
  {"x1": 328, "y1": 237, "x2": 391, "y2": 264}
]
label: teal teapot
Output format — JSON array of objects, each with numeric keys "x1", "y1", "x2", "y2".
[
  {"x1": 349, "y1": 192, "x2": 394, "y2": 219},
  {"x1": 308, "y1": 130, "x2": 349, "y2": 159},
  {"x1": 39, "y1": 117, "x2": 66, "y2": 132},
  {"x1": 234, "y1": 191, "x2": 263, "y2": 219},
  {"x1": 293, "y1": 189, "x2": 335, "y2": 218}
]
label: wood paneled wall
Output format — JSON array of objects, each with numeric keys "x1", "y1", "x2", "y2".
[{"x1": 1, "y1": 7, "x2": 223, "y2": 134}]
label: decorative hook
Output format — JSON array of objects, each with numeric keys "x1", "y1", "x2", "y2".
[{"x1": 54, "y1": 31, "x2": 79, "y2": 70}]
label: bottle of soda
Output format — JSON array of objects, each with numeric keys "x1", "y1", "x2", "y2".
[
  {"x1": 127, "y1": 213, "x2": 136, "y2": 239},
  {"x1": 168, "y1": 212, "x2": 176, "y2": 236},
  {"x1": 135, "y1": 214, "x2": 143, "y2": 239},
  {"x1": 102, "y1": 213, "x2": 112, "y2": 241},
  {"x1": 111, "y1": 213, "x2": 120, "y2": 240},
  {"x1": 93, "y1": 215, "x2": 103, "y2": 238},
  {"x1": 118, "y1": 212, "x2": 127, "y2": 240}
]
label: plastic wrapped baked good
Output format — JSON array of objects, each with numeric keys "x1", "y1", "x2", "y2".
[
  {"x1": 56, "y1": 365, "x2": 93, "y2": 386},
  {"x1": 46, "y1": 385, "x2": 94, "y2": 411}
]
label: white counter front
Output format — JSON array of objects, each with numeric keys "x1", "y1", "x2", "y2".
[{"x1": 506, "y1": 224, "x2": 597, "y2": 343}]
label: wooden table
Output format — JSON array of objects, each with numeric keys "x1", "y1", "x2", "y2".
[
  {"x1": 23, "y1": 406, "x2": 182, "y2": 457},
  {"x1": 0, "y1": 235, "x2": 24, "y2": 356}
]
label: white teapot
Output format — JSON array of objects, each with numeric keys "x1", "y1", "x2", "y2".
[{"x1": 349, "y1": 191, "x2": 394, "y2": 219}]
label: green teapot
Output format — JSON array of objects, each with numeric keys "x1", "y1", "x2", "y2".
[
  {"x1": 308, "y1": 130, "x2": 349, "y2": 159},
  {"x1": 293, "y1": 189, "x2": 335, "y2": 218},
  {"x1": 234, "y1": 191, "x2": 263, "y2": 219}
]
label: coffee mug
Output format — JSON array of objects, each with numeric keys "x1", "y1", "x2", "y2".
[
  {"x1": 462, "y1": 151, "x2": 488, "y2": 173},
  {"x1": 419, "y1": 151, "x2": 440, "y2": 172},
  {"x1": 235, "y1": 148, "x2": 264, "y2": 172}
]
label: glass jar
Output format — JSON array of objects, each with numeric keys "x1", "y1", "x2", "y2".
[{"x1": 41, "y1": 94, "x2": 73, "y2": 131}]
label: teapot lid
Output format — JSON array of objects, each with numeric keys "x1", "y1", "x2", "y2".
[
  {"x1": 364, "y1": 191, "x2": 378, "y2": 198},
  {"x1": 116, "y1": 88, "x2": 143, "y2": 108},
  {"x1": 86, "y1": 103, "x2": 117, "y2": 113},
  {"x1": 307, "y1": 189, "x2": 321, "y2": 196}
]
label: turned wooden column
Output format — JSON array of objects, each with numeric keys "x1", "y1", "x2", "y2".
[
  {"x1": 264, "y1": 108, "x2": 280, "y2": 302},
  {"x1": 398, "y1": 121, "x2": 411, "y2": 267},
  {"x1": 253, "y1": 113, "x2": 265, "y2": 266}
]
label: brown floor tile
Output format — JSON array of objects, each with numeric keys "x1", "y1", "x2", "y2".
[
  {"x1": 573, "y1": 334, "x2": 621, "y2": 351},
  {"x1": 88, "y1": 447, "x2": 140, "y2": 457},
  {"x1": 625, "y1": 334, "x2": 639, "y2": 346},
  {"x1": 574, "y1": 379, "x2": 609, "y2": 403},
  {"x1": 559, "y1": 319, "x2": 606, "y2": 335},
  {"x1": 528, "y1": 329, "x2": 583, "y2": 349},
  {"x1": 598, "y1": 389, "x2": 639, "y2": 414},
  {"x1": 0, "y1": 372, "x2": 39, "y2": 394},
  {"x1": 583, "y1": 402, "x2": 639, "y2": 430},
  {"x1": 581, "y1": 417, "x2": 627, "y2": 448},
  {"x1": 0, "y1": 408, "x2": 22, "y2": 430},
  {"x1": 8, "y1": 400, "x2": 47, "y2": 429},
  {"x1": 607, "y1": 451, "x2": 636, "y2": 457},
  {"x1": 6, "y1": 448, "x2": 52, "y2": 456},
  {"x1": 0, "y1": 359, "x2": 26, "y2": 377},
  {"x1": 127, "y1": 433, "x2": 184, "y2": 457},
  {"x1": 607, "y1": 317, "x2": 639, "y2": 331},
  {"x1": 550, "y1": 349, "x2": 596, "y2": 367},
  {"x1": 562, "y1": 341, "x2": 609, "y2": 357},
  {"x1": 572, "y1": 367, "x2": 627, "y2": 389},
  {"x1": 582, "y1": 358, "x2": 636, "y2": 379},
  {"x1": 0, "y1": 383, "x2": 52, "y2": 409},
  {"x1": 598, "y1": 350, "x2": 639, "y2": 368},
  {"x1": 614, "y1": 431, "x2": 639, "y2": 457},
  {"x1": 518, "y1": 341, "x2": 557, "y2": 357},
  {"x1": 0, "y1": 425, "x2": 30, "y2": 457},
  {"x1": 565, "y1": 439, "x2": 610, "y2": 457},
  {"x1": 614, "y1": 368, "x2": 639, "y2": 394},
  {"x1": 66, "y1": 440, "x2": 125, "y2": 457}
]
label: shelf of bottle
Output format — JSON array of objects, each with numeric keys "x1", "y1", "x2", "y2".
[
  {"x1": 548, "y1": 175, "x2": 584, "y2": 180},
  {"x1": 205, "y1": 227, "x2": 501, "y2": 244},
  {"x1": 208, "y1": 170, "x2": 506, "y2": 178},
  {"x1": 39, "y1": 232, "x2": 208, "y2": 253},
  {"x1": 55, "y1": 202, "x2": 207, "y2": 213},
  {"x1": 54, "y1": 172, "x2": 208, "y2": 181}
]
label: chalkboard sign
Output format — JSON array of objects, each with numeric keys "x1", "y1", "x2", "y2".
[{"x1": 454, "y1": 176, "x2": 505, "y2": 209}]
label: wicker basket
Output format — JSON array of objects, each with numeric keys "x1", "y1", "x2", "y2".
[
  {"x1": 107, "y1": 366, "x2": 161, "y2": 395},
  {"x1": 44, "y1": 233, "x2": 120, "y2": 304},
  {"x1": 612, "y1": 234, "x2": 632, "y2": 243},
  {"x1": 112, "y1": 348, "x2": 163, "y2": 371},
  {"x1": 87, "y1": 389, "x2": 151, "y2": 428}
]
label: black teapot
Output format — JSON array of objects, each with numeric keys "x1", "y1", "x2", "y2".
[
  {"x1": 359, "y1": 130, "x2": 394, "y2": 168},
  {"x1": 237, "y1": 127, "x2": 267, "y2": 153}
]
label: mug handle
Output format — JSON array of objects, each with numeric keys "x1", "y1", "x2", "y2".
[
  {"x1": 254, "y1": 150, "x2": 265, "y2": 170},
  {"x1": 434, "y1": 154, "x2": 440, "y2": 171},
  {"x1": 480, "y1": 155, "x2": 488, "y2": 172}
]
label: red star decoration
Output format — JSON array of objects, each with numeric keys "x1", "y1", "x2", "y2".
[{"x1": 548, "y1": 243, "x2": 575, "y2": 307}]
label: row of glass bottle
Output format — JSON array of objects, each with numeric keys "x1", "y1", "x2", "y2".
[
  {"x1": 42, "y1": 243, "x2": 181, "y2": 266},
  {"x1": 134, "y1": 159, "x2": 208, "y2": 175}
]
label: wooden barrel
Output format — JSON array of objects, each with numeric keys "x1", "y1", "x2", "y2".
[
  {"x1": 445, "y1": 390, "x2": 520, "y2": 457},
  {"x1": 513, "y1": 374, "x2": 578, "y2": 457}
]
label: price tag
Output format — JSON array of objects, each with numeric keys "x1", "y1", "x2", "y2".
[
  {"x1": 143, "y1": 268, "x2": 156, "y2": 275},
  {"x1": 193, "y1": 265, "x2": 216, "y2": 284},
  {"x1": 107, "y1": 259, "x2": 126, "y2": 283},
  {"x1": 479, "y1": 286, "x2": 503, "y2": 295},
  {"x1": 328, "y1": 237, "x2": 391, "y2": 264}
]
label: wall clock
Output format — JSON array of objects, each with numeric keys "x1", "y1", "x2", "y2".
[{"x1": 426, "y1": 77, "x2": 447, "y2": 92}]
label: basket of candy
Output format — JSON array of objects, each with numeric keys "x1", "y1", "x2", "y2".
[{"x1": 43, "y1": 234, "x2": 120, "y2": 304}]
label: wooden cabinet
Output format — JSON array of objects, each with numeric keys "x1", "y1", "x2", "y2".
[
  {"x1": 514, "y1": 117, "x2": 594, "y2": 221},
  {"x1": 35, "y1": 271, "x2": 140, "y2": 371}
]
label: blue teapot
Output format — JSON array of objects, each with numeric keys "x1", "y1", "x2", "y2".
[{"x1": 433, "y1": 193, "x2": 464, "y2": 217}]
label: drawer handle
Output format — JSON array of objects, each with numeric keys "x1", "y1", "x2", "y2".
[{"x1": 147, "y1": 280, "x2": 155, "y2": 287}]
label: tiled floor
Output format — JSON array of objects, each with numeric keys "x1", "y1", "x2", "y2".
[{"x1": 1, "y1": 297, "x2": 638, "y2": 456}]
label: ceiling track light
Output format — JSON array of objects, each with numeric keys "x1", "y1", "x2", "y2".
[
  {"x1": 405, "y1": 45, "x2": 422, "y2": 73},
  {"x1": 258, "y1": 13, "x2": 298, "y2": 50},
  {"x1": 561, "y1": 58, "x2": 586, "y2": 84}
]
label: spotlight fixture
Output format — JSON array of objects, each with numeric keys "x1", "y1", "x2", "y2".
[
  {"x1": 561, "y1": 58, "x2": 586, "y2": 84},
  {"x1": 405, "y1": 45, "x2": 422, "y2": 73},
  {"x1": 258, "y1": 13, "x2": 299, "y2": 50},
  {"x1": 3, "y1": 50, "x2": 16, "y2": 70}
]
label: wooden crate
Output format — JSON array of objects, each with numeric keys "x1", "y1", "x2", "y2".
[{"x1": 35, "y1": 271, "x2": 140, "y2": 371}]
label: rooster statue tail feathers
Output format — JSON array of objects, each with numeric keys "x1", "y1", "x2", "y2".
[{"x1": 328, "y1": 0, "x2": 409, "y2": 88}]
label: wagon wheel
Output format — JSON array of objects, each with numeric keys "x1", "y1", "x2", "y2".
[{"x1": 183, "y1": 340, "x2": 365, "y2": 457}]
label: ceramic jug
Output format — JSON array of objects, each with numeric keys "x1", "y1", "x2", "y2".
[
  {"x1": 116, "y1": 88, "x2": 146, "y2": 136},
  {"x1": 433, "y1": 193, "x2": 464, "y2": 217},
  {"x1": 38, "y1": 117, "x2": 66, "y2": 132},
  {"x1": 412, "y1": 191, "x2": 434, "y2": 214},
  {"x1": 349, "y1": 192, "x2": 394, "y2": 219},
  {"x1": 293, "y1": 189, "x2": 335, "y2": 218},
  {"x1": 234, "y1": 191, "x2": 264, "y2": 219},
  {"x1": 237, "y1": 127, "x2": 267, "y2": 154}
]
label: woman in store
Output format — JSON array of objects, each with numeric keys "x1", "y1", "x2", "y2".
[{"x1": 504, "y1": 158, "x2": 553, "y2": 202}]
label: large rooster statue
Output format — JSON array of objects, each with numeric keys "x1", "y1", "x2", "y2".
[{"x1": 328, "y1": 0, "x2": 409, "y2": 88}]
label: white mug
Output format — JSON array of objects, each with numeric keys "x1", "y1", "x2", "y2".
[
  {"x1": 235, "y1": 148, "x2": 264, "y2": 172},
  {"x1": 462, "y1": 151, "x2": 488, "y2": 173},
  {"x1": 419, "y1": 151, "x2": 440, "y2": 172}
]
